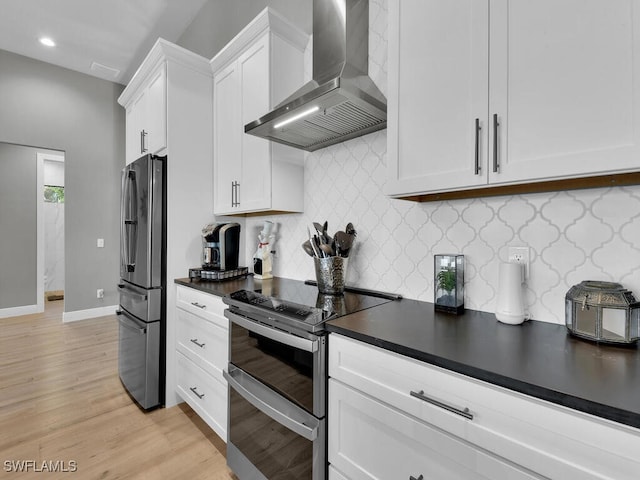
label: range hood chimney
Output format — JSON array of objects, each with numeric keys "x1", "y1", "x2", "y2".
[{"x1": 244, "y1": 0, "x2": 386, "y2": 152}]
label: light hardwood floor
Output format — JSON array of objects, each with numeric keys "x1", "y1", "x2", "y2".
[{"x1": 0, "y1": 299, "x2": 236, "y2": 479}]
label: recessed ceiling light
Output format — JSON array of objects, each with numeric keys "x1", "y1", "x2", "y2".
[{"x1": 39, "y1": 37, "x2": 56, "y2": 47}]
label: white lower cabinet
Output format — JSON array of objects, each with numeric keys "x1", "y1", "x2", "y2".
[
  {"x1": 329, "y1": 379, "x2": 537, "y2": 480},
  {"x1": 176, "y1": 351, "x2": 227, "y2": 440},
  {"x1": 328, "y1": 334, "x2": 640, "y2": 480},
  {"x1": 175, "y1": 286, "x2": 228, "y2": 441}
]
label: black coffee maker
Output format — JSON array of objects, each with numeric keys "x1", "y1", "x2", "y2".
[{"x1": 202, "y1": 223, "x2": 241, "y2": 270}]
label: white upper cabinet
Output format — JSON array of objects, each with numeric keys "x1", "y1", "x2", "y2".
[
  {"x1": 123, "y1": 63, "x2": 167, "y2": 164},
  {"x1": 387, "y1": 0, "x2": 489, "y2": 195},
  {"x1": 386, "y1": 0, "x2": 640, "y2": 198},
  {"x1": 211, "y1": 8, "x2": 308, "y2": 216}
]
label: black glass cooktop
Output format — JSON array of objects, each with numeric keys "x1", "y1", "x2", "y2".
[{"x1": 224, "y1": 280, "x2": 399, "y2": 333}]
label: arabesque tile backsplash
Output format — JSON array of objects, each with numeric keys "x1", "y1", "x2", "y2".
[{"x1": 244, "y1": 0, "x2": 640, "y2": 325}]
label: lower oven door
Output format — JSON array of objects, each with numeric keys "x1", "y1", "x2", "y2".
[
  {"x1": 225, "y1": 309, "x2": 326, "y2": 417},
  {"x1": 224, "y1": 366, "x2": 326, "y2": 480},
  {"x1": 117, "y1": 308, "x2": 161, "y2": 409}
]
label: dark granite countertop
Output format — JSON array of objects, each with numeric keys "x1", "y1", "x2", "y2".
[
  {"x1": 175, "y1": 277, "x2": 640, "y2": 429},
  {"x1": 175, "y1": 276, "x2": 259, "y2": 297},
  {"x1": 327, "y1": 298, "x2": 640, "y2": 429}
]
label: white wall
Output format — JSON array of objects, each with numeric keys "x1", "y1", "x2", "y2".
[
  {"x1": 0, "y1": 49, "x2": 124, "y2": 314},
  {"x1": 242, "y1": 0, "x2": 640, "y2": 325}
]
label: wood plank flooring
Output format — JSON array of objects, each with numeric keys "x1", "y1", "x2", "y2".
[{"x1": 0, "y1": 300, "x2": 236, "y2": 479}]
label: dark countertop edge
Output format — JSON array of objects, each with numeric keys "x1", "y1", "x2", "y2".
[
  {"x1": 327, "y1": 324, "x2": 640, "y2": 429},
  {"x1": 175, "y1": 277, "x2": 640, "y2": 430}
]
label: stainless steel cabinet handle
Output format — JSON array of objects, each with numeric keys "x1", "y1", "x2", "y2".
[
  {"x1": 190, "y1": 338, "x2": 205, "y2": 348},
  {"x1": 189, "y1": 386, "x2": 205, "y2": 399},
  {"x1": 410, "y1": 475, "x2": 424, "y2": 480},
  {"x1": 141, "y1": 130, "x2": 148, "y2": 153},
  {"x1": 492, "y1": 113, "x2": 499, "y2": 173},
  {"x1": 190, "y1": 302, "x2": 206, "y2": 309},
  {"x1": 231, "y1": 181, "x2": 240, "y2": 207},
  {"x1": 410, "y1": 389, "x2": 474, "y2": 420},
  {"x1": 474, "y1": 118, "x2": 481, "y2": 175}
]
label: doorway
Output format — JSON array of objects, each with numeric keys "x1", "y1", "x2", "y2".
[
  {"x1": 0, "y1": 144, "x2": 64, "y2": 318},
  {"x1": 43, "y1": 153, "x2": 65, "y2": 304}
]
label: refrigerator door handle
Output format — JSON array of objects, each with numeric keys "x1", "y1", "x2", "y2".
[
  {"x1": 123, "y1": 169, "x2": 138, "y2": 273},
  {"x1": 117, "y1": 283, "x2": 148, "y2": 302}
]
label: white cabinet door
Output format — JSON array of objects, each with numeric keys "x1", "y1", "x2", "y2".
[
  {"x1": 124, "y1": 63, "x2": 167, "y2": 164},
  {"x1": 329, "y1": 379, "x2": 539, "y2": 480},
  {"x1": 210, "y1": 9, "x2": 306, "y2": 216},
  {"x1": 489, "y1": 0, "x2": 640, "y2": 184},
  {"x1": 145, "y1": 63, "x2": 167, "y2": 155},
  {"x1": 388, "y1": 0, "x2": 640, "y2": 197},
  {"x1": 238, "y1": 34, "x2": 272, "y2": 213},
  {"x1": 125, "y1": 94, "x2": 144, "y2": 165},
  {"x1": 386, "y1": 0, "x2": 489, "y2": 196},
  {"x1": 213, "y1": 62, "x2": 241, "y2": 214}
]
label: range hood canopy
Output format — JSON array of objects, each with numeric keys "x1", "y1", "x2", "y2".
[{"x1": 244, "y1": 0, "x2": 387, "y2": 152}]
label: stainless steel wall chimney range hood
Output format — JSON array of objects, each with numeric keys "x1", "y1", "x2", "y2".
[{"x1": 244, "y1": 0, "x2": 387, "y2": 152}]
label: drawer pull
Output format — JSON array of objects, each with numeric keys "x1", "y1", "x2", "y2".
[
  {"x1": 190, "y1": 338, "x2": 205, "y2": 348},
  {"x1": 189, "y1": 386, "x2": 205, "y2": 399},
  {"x1": 410, "y1": 475, "x2": 424, "y2": 480},
  {"x1": 410, "y1": 390, "x2": 474, "y2": 420},
  {"x1": 191, "y1": 302, "x2": 207, "y2": 309}
]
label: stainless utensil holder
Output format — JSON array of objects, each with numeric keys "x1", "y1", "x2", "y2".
[{"x1": 314, "y1": 256, "x2": 348, "y2": 295}]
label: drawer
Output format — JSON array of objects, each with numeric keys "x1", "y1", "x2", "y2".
[
  {"x1": 176, "y1": 351, "x2": 227, "y2": 442},
  {"x1": 176, "y1": 285, "x2": 227, "y2": 322},
  {"x1": 176, "y1": 307, "x2": 228, "y2": 374},
  {"x1": 329, "y1": 379, "x2": 538, "y2": 480},
  {"x1": 329, "y1": 334, "x2": 640, "y2": 480}
]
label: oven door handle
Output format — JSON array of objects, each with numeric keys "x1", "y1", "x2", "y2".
[
  {"x1": 225, "y1": 310, "x2": 318, "y2": 353},
  {"x1": 224, "y1": 366, "x2": 319, "y2": 441}
]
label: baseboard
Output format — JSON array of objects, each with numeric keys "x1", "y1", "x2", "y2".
[
  {"x1": 0, "y1": 304, "x2": 43, "y2": 319},
  {"x1": 63, "y1": 305, "x2": 118, "y2": 323}
]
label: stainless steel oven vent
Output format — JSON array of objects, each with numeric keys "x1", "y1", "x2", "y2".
[{"x1": 244, "y1": 0, "x2": 387, "y2": 152}]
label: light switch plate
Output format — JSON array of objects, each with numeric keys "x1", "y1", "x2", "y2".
[{"x1": 97, "y1": 238, "x2": 104, "y2": 248}]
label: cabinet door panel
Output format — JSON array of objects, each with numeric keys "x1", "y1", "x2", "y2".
[
  {"x1": 490, "y1": 0, "x2": 640, "y2": 183},
  {"x1": 213, "y1": 62, "x2": 242, "y2": 214},
  {"x1": 146, "y1": 63, "x2": 167, "y2": 154},
  {"x1": 329, "y1": 379, "x2": 539, "y2": 480},
  {"x1": 239, "y1": 34, "x2": 271, "y2": 213},
  {"x1": 125, "y1": 97, "x2": 143, "y2": 165},
  {"x1": 386, "y1": 0, "x2": 489, "y2": 196},
  {"x1": 176, "y1": 351, "x2": 227, "y2": 441}
]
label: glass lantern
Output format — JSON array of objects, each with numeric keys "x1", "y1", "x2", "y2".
[
  {"x1": 565, "y1": 281, "x2": 640, "y2": 345},
  {"x1": 434, "y1": 254, "x2": 464, "y2": 315}
]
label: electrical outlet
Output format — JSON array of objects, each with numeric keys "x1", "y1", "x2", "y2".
[
  {"x1": 97, "y1": 288, "x2": 104, "y2": 299},
  {"x1": 508, "y1": 246, "x2": 530, "y2": 279}
]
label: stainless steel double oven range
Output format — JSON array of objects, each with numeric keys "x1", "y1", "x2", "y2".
[{"x1": 223, "y1": 279, "x2": 398, "y2": 480}]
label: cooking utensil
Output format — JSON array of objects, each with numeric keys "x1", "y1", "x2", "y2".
[
  {"x1": 307, "y1": 227, "x2": 322, "y2": 257},
  {"x1": 319, "y1": 243, "x2": 333, "y2": 257},
  {"x1": 302, "y1": 240, "x2": 315, "y2": 257}
]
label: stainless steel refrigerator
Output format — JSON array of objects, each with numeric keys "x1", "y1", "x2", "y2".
[{"x1": 117, "y1": 154, "x2": 166, "y2": 409}]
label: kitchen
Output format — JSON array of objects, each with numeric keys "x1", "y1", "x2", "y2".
[{"x1": 1, "y1": 0, "x2": 640, "y2": 478}]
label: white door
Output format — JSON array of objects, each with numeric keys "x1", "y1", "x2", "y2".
[
  {"x1": 329, "y1": 379, "x2": 540, "y2": 480},
  {"x1": 145, "y1": 63, "x2": 167, "y2": 155},
  {"x1": 489, "y1": 0, "x2": 640, "y2": 184},
  {"x1": 238, "y1": 34, "x2": 271, "y2": 213},
  {"x1": 386, "y1": 0, "x2": 489, "y2": 197},
  {"x1": 213, "y1": 62, "x2": 241, "y2": 214},
  {"x1": 126, "y1": 92, "x2": 145, "y2": 164}
]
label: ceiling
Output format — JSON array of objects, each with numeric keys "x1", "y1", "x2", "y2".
[{"x1": 0, "y1": 0, "x2": 209, "y2": 85}]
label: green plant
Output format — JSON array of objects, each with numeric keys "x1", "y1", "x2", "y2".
[{"x1": 437, "y1": 267, "x2": 457, "y2": 294}]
